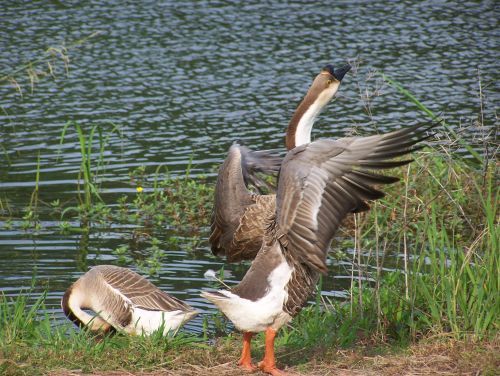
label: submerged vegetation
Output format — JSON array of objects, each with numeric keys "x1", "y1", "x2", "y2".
[
  {"x1": 18, "y1": 121, "x2": 214, "y2": 233},
  {"x1": 1, "y1": 121, "x2": 215, "y2": 275}
]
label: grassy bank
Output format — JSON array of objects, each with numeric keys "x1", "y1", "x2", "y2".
[
  {"x1": 335, "y1": 146, "x2": 498, "y2": 343},
  {"x1": 1, "y1": 140, "x2": 498, "y2": 375},
  {"x1": 0, "y1": 290, "x2": 498, "y2": 376}
]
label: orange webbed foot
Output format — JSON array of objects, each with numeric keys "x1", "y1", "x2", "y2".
[
  {"x1": 258, "y1": 327, "x2": 286, "y2": 375},
  {"x1": 238, "y1": 359, "x2": 257, "y2": 372},
  {"x1": 258, "y1": 360, "x2": 286, "y2": 375},
  {"x1": 237, "y1": 331, "x2": 257, "y2": 372}
]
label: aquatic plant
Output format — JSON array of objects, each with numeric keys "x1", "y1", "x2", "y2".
[
  {"x1": 0, "y1": 31, "x2": 102, "y2": 97},
  {"x1": 58, "y1": 121, "x2": 121, "y2": 226}
]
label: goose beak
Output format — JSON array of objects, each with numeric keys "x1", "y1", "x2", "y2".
[{"x1": 333, "y1": 64, "x2": 351, "y2": 81}]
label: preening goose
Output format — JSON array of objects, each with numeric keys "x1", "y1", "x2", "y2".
[
  {"x1": 209, "y1": 64, "x2": 351, "y2": 262},
  {"x1": 62, "y1": 265, "x2": 197, "y2": 335},
  {"x1": 202, "y1": 122, "x2": 436, "y2": 375}
]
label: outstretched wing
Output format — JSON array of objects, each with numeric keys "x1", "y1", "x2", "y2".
[
  {"x1": 276, "y1": 122, "x2": 436, "y2": 274},
  {"x1": 209, "y1": 144, "x2": 281, "y2": 262}
]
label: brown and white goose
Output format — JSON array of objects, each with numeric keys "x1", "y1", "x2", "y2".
[
  {"x1": 209, "y1": 64, "x2": 351, "y2": 262},
  {"x1": 62, "y1": 265, "x2": 197, "y2": 335},
  {"x1": 202, "y1": 121, "x2": 436, "y2": 374}
]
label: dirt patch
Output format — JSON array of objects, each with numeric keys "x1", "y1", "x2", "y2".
[{"x1": 47, "y1": 337, "x2": 499, "y2": 376}]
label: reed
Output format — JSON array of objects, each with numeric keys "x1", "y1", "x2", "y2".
[
  {"x1": 58, "y1": 121, "x2": 121, "y2": 226},
  {"x1": 407, "y1": 173, "x2": 498, "y2": 339},
  {"x1": 20, "y1": 151, "x2": 42, "y2": 230},
  {"x1": 333, "y1": 139, "x2": 498, "y2": 344},
  {"x1": 336, "y1": 74, "x2": 499, "y2": 341},
  {"x1": 381, "y1": 72, "x2": 484, "y2": 163}
]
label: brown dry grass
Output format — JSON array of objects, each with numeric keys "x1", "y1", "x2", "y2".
[{"x1": 47, "y1": 336, "x2": 499, "y2": 376}]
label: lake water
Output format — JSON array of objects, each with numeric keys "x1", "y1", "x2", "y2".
[{"x1": 0, "y1": 1, "x2": 498, "y2": 334}]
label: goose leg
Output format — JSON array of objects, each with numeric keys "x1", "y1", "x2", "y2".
[
  {"x1": 238, "y1": 331, "x2": 256, "y2": 371},
  {"x1": 258, "y1": 327, "x2": 285, "y2": 375}
]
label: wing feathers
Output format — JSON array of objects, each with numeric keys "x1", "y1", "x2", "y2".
[
  {"x1": 96, "y1": 266, "x2": 192, "y2": 313},
  {"x1": 210, "y1": 144, "x2": 281, "y2": 261},
  {"x1": 349, "y1": 170, "x2": 400, "y2": 185},
  {"x1": 276, "y1": 122, "x2": 437, "y2": 273}
]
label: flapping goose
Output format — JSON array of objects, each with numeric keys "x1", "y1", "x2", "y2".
[
  {"x1": 61, "y1": 265, "x2": 197, "y2": 335},
  {"x1": 202, "y1": 123, "x2": 436, "y2": 375},
  {"x1": 209, "y1": 64, "x2": 351, "y2": 262}
]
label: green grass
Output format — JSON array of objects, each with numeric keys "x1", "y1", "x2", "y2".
[
  {"x1": 2, "y1": 130, "x2": 497, "y2": 342},
  {"x1": 58, "y1": 121, "x2": 122, "y2": 226},
  {"x1": 0, "y1": 73, "x2": 497, "y2": 374},
  {"x1": 1, "y1": 246, "x2": 497, "y2": 375},
  {"x1": 0, "y1": 292, "x2": 205, "y2": 376},
  {"x1": 1, "y1": 130, "x2": 497, "y2": 372},
  {"x1": 327, "y1": 147, "x2": 499, "y2": 342}
]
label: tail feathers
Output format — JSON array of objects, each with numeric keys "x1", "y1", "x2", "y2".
[
  {"x1": 182, "y1": 310, "x2": 199, "y2": 322},
  {"x1": 200, "y1": 290, "x2": 231, "y2": 303}
]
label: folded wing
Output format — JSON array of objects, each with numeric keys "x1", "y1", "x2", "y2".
[{"x1": 97, "y1": 265, "x2": 192, "y2": 313}]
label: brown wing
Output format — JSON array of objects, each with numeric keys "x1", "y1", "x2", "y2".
[
  {"x1": 95, "y1": 265, "x2": 193, "y2": 312},
  {"x1": 209, "y1": 144, "x2": 281, "y2": 262},
  {"x1": 276, "y1": 122, "x2": 436, "y2": 273},
  {"x1": 223, "y1": 194, "x2": 276, "y2": 262}
]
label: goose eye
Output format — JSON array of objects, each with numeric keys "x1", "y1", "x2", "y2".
[{"x1": 326, "y1": 79, "x2": 332, "y2": 86}]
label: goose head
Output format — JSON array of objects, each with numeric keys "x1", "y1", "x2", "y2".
[{"x1": 285, "y1": 63, "x2": 351, "y2": 150}]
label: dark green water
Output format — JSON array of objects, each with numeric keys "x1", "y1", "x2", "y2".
[{"x1": 0, "y1": 1, "x2": 498, "y2": 334}]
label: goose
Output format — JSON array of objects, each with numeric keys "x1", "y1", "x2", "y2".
[
  {"x1": 209, "y1": 64, "x2": 351, "y2": 262},
  {"x1": 203, "y1": 112, "x2": 436, "y2": 373},
  {"x1": 61, "y1": 265, "x2": 198, "y2": 335}
]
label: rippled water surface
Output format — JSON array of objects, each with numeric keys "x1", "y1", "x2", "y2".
[{"x1": 0, "y1": 1, "x2": 498, "y2": 333}]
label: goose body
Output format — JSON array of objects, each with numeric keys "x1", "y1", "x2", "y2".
[
  {"x1": 206, "y1": 241, "x2": 293, "y2": 333},
  {"x1": 209, "y1": 64, "x2": 351, "y2": 263},
  {"x1": 203, "y1": 63, "x2": 436, "y2": 375},
  {"x1": 62, "y1": 265, "x2": 197, "y2": 335}
]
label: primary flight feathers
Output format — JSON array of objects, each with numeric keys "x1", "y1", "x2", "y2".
[{"x1": 275, "y1": 122, "x2": 437, "y2": 274}]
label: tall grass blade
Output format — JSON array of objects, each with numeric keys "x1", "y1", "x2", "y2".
[{"x1": 380, "y1": 72, "x2": 483, "y2": 163}]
